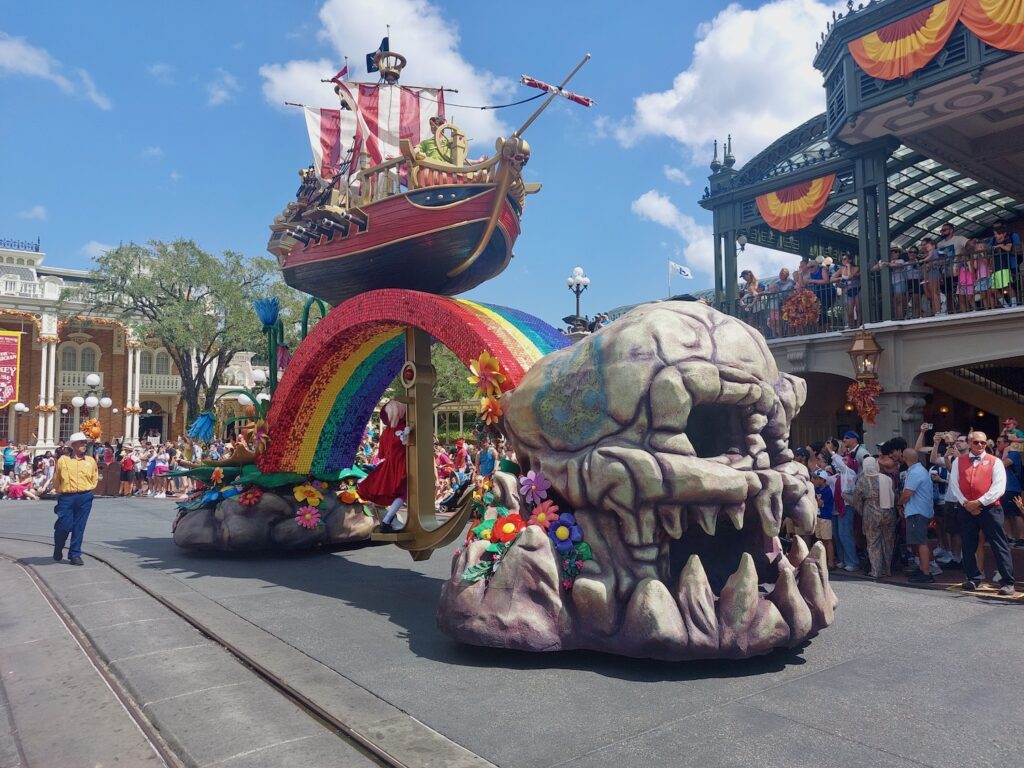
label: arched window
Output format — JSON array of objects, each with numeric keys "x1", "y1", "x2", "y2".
[
  {"x1": 155, "y1": 352, "x2": 170, "y2": 375},
  {"x1": 140, "y1": 351, "x2": 153, "y2": 375},
  {"x1": 79, "y1": 346, "x2": 97, "y2": 372},
  {"x1": 60, "y1": 345, "x2": 77, "y2": 372}
]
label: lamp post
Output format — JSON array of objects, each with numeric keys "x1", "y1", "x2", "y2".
[
  {"x1": 566, "y1": 266, "x2": 590, "y2": 322},
  {"x1": 848, "y1": 331, "x2": 882, "y2": 381}
]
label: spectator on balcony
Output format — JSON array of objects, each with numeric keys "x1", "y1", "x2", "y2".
[
  {"x1": 831, "y1": 253, "x2": 860, "y2": 328},
  {"x1": 767, "y1": 267, "x2": 795, "y2": 338},
  {"x1": 873, "y1": 246, "x2": 908, "y2": 321},
  {"x1": 989, "y1": 222, "x2": 1020, "y2": 307},
  {"x1": 805, "y1": 258, "x2": 833, "y2": 328},
  {"x1": 904, "y1": 246, "x2": 924, "y2": 318},
  {"x1": 972, "y1": 238, "x2": 996, "y2": 310},
  {"x1": 738, "y1": 270, "x2": 763, "y2": 313},
  {"x1": 954, "y1": 241, "x2": 976, "y2": 314},
  {"x1": 919, "y1": 238, "x2": 945, "y2": 316},
  {"x1": 937, "y1": 221, "x2": 967, "y2": 301}
]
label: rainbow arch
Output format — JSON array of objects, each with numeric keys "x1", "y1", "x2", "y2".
[{"x1": 258, "y1": 289, "x2": 569, "y2": 477}]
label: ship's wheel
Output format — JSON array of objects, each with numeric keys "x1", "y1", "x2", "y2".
[{"x1": 434, "y1": 122, "x2": 467, "y2": 166}]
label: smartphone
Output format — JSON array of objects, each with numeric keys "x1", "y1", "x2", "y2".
[{"x1": 923, "y1": 422, "x2": 933, "y2": 430}]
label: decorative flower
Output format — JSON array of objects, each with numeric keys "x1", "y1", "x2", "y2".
[
  {"x1": 253, "y1": 297, "x2": 280, "y2": 328},
  {"x1": 847, "y1": 380, "x2": 882, "y2": 425},
  {"x1": 80, "y1": 418, "x2": 102, "y2": 440},
  {"x1": 472, "y1": 478, "x2": 491, "y2": 502},
  {"x1": 467, "y1": 351, "x2": 506, "y2": 398},
  {"x1": 470, "y1": 518, "x2": 495, "y2": 541},
  {"x1": 527, "y1": 499, "x2": 560, "y2": 530},
  {"x1": 237, "y1": 486, "x2": 264, "y2": 506},
  {"x1": 188, "y1": 412, "x2": 216, "y2": 443},
  {"x1": 295, "y1": 505, "x2": 321, "y2": 528},
  {"x1": 519, "y1": 470, "x2": 551, "y2": 505},
  {"x1": 293, "y1": 483, "x2": 323, "y2": 507},
  {"x1": 781, "y1": 288, "x2": 820, "y2": 328},
  {"x1": 549, "y1": 512, "x2": 584, "y2": 554},
  {"x1": 249, "y1": 420, "x2": 270, "y2": 453},
  {"x1": 480, "y1": 396, "x2": 503, "y2": 426},
  {"x1": 491, "y1": 513, "x2": 526, "y2": 544},
  {"x1": 210, "y1": 467, "x2": 224, "y2": 485},
  {"x1": 311, "y1": 479, "x2": 328, "y2": 491}
]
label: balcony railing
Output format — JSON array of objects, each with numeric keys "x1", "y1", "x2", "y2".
[
  {"x1": 0, "y1": 279, "x2": 41, "y2": 299},
  {"x1": 723, "y1": 245, "x2": 1024, "y2": 340},
  {"x1": 59, "y1": 371, "x2": 103, "y2": 390},
  {"x1": 139, "y1": 373, "x2": 182, "y2": 394}
]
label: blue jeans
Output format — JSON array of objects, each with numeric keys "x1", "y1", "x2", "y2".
[
  {"x1": 835, "y1": 507, "x2": 858, "y2": 568},
  {"x1": 54, "y1": 491, "x2": 94, "y2": 559}
]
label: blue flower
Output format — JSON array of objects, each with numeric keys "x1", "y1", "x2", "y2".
[
  {"x1": 253, "y1": 297, "x2": 280, "y2": 328},
  {"x1": 548, "y1": 512, "x2": 583, "y2": 554},
  {"x1": 187, "y1": 412, "x2": 216, "y2": 442}
]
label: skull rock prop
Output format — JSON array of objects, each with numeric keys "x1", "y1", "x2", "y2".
[{"x1": 438, "y1": 301, "x2": 836, "y2": 660}]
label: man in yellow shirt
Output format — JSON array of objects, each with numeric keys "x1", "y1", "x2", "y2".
[{"x1": 53, "y1": 431, "x2": 98, "y2": 566}]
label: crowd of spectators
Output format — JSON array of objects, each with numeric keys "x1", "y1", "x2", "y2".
[
  {"x1": 790, "y1": 419, "x2": 1019, "y2": 596},
  {"x1": 737, "y1": 220, "x2": 1022, "y2": 337}
]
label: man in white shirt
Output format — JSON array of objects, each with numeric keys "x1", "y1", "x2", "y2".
[{"x1": 948, "y1": 431, "x2": 1015, "y2": 595}]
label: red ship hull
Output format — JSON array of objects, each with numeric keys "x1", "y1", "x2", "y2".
[{"x1": 281, "y1": 185, "x2": 521, "y2": 306}]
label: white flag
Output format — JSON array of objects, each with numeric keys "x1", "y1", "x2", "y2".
[{"x1": 668, "y1": 260, "x2": 693, "y2": 279}]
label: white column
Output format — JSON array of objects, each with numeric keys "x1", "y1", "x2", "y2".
[
  {"x1": 125, "y1": 347, "x2": 135, "y2": 441},
  {"x1": 36, "y1": 339, "x2": 47, "y2": 446},
  {"x1": 132, "y1": 346, "x2": 142, "y2": 442},
  {"x1": 46, "y1": 341, "x2": 57, "y2": 444}
]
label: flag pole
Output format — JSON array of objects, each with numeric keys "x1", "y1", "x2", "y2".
[{"x1": 514, "y1": 53, "x2": 591, "y2": 137}]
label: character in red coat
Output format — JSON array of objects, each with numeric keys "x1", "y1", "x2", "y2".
[{"x1": 359, "y1": 400, "x2": 410, "y2": 531}]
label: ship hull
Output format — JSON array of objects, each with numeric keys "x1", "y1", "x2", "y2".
[{"x1": 281, "y1": 185, "x2": 521, "y2": 305}]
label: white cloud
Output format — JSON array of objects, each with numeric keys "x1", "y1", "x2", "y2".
[
  {"x1": 16, "y1": 205, "x2": 46, "y2": 221},
  {"x1": 81, "y1": 240, "x2": 114, "y2": 258},
  {"x1": 148, "y1": 63, "x2": 174, "y2": 84},
  {"x1": 169, "y1": 170, "x2": 182, "y2": 182},
  {"x1": 0, "y1": 32, "x2": 111, "y2": 109},
  {"x1": 663, "y1": 165, "x2": 691, "y2": 185},
  {"x1": 140, "y1": 145, "x2": 163, "y2": 158},
  {"x1": 632, "y1": 189, "x2": 795, "y2": 282},
  {"x1": 260, "y1": 0, "x2": 514, "y2": 145},
  {"x1": 207, "y1": 68, "x2": 240, "y2": 106},
  {"x1": 616, "y1": 0, "x2": 842, "y2": 165}
]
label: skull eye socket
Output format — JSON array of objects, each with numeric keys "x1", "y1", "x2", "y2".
[{"x1": 687, "y1": 404, "x2": 746, "y2": 458}]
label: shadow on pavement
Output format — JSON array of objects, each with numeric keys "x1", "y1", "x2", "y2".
[{"x1": 98, "y1": 534, "x2": 810, "y2": 682}]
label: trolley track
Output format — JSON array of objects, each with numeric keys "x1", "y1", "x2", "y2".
[{"x1": 0, "y1": 534, "x2": 448, "y2": 768}]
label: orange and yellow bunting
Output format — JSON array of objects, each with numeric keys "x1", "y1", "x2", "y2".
[
  {"x1": 755, "y1": 175, "x2": 835, "y2": 233},
  {"x1": 848, "y1": 0, "x2": 964, "y2": 81},
  {"x1": 962, "y1": 0, "x2": 1024, "y2": 52}
]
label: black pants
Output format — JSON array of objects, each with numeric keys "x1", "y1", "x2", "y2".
[{"x1": 957, "y1": 504, "x2": 1014, "y2": 584}]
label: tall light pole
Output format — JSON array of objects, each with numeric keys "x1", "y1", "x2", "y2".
[{"x1": 566, "y1": 266, "x2": 590, "y2": 321}]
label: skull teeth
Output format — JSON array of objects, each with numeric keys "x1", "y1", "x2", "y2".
[{"x1": 691, "y1": 504, "x2": 717, "y2": 537}]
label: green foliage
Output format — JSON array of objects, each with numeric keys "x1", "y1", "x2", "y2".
[
  {"x1": 460, "y1": 561, "x2": 495, "y2": 583},
  {"x1": 431, "y1": 345, "x2": 477, "y2": 402},
  {"x1": 74, "y1": 240, "x2": 305, "y2": 420}
]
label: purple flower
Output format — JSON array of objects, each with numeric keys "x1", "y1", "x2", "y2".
[
  {"x1": 548, "y1": 512, "x2": 583, "y2": 554},
  {"x1": 519, "y1": 470, "x2": 551, "y2": 505}
]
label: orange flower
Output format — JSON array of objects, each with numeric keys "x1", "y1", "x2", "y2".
[
  {"x1": 210, "y1": 467, "x2": 224, "y2": 485},
  {"x1": 479, "y1": 396, "x2": 503, "y2": 426},
  {"x1": 338, "y1": 488, "x2": 361, "y2": 505},
  {"x1": 468, "y1": 351, "x2": 506, "y2": 398},
  {"x1": 293, "y1": 483, "x2": 323, "y2": 507},
  {"x1": 491, "y1": 513, "x2": 526, "y2": 543}
]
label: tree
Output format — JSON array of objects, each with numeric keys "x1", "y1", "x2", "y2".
[
  {"x1": 432, "y1": 345, "x2": 476, "y2": 402},
  {"x1": 77, "y1": 240, "x2": 299, "y2": 424}
]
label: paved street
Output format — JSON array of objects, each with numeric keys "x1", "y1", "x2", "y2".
[{"x1": 1, "y1": 497, "x2": 1022, "y2": 768}]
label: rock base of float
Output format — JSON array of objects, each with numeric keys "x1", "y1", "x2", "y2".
[
  {"x1": 437, "y1": 515, "x2": 838, "y2": 662},
  {"x1": 173, "y1": 489, "x2": 376, "y2": 551}
]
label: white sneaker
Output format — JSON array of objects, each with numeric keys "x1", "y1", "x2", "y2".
[
  {"x1": 929, "y1": 561, "x2": 943, "y2": 576},
  {"x1": 843, "y1": 564, "x2": 858, "y2": 572},
  {"x1": 156, "y1": 492, "x2": 166, "y2": 499},
  {"x1": 147, "y1": 490, "x2": 154, "y2": 497},
  {"x1": 933, "y1": 546, "x2": 947, "y2": 558},
  {"x1": 936, "y1": 552, "x2": 954, "y2": 564},
  {"x1": 993, "y1": 571, "x2": 1003, "y2": 584}
]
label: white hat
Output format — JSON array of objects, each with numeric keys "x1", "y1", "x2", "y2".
[{"x1": 68, "y1": 432, "x2": 89, "y2": 444}]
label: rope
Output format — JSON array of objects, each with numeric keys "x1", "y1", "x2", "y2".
[{"x1": 417, "y1": 91, "x2": 545, "y2": 111}]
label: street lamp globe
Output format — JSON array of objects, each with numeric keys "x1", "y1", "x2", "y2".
[
  {"x1": 112, "y1": 408, "x2": 119, "y2": 414},
  {"x1": 85, "y1": 395, "x2": 99, "y2": 408},
  {"x1": 145, "y1": 408, "x2": 153, "y2": 415},
  {"x1": 566, "y1": 277, "x2": 575, "y2": 287},
  {"x1": 99, "y1": 397, "x2": 113, "y2": 409},
  {"x1": 573, "y1": 266, "x2": 584, "y2": 278},
  {"x1": 237, "y1": 393, "x2": 253, "y2": 407},
  {"x1": 85, "y1": 373, "x2": 101, "y2": 387},
  {"x1": 252, "y1": 369, "x2": 267, "y2": 384},
  {"x1": 71, "y1": 396, "x2": 85, "y2": 408},
  {"x1": 256, "y1": 393, "x2": 271, "y2": 403}
]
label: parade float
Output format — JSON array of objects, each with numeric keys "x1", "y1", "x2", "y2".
[{"x1": 172, "y1": 45, "x2": 836, "y2": 660}]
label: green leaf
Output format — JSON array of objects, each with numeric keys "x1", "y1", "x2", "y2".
[
  {"x1": 482, "y1": 492, "x2": 495, "y2": 506},
  {"x1": 485, "y1": 541, "x2": 506, "y2": 554},
  {"x1": 495, "y1": 505, "x2": 509, "y2": 518},
  {"x1": 575, "y1": 542, "x2": 593, "y2": 561},
  {"x1": 460, "y1": 561, "x2": 494, "y2": 583},
  {"x1": 362, "y1": 505, "x2": 374, "y2": 517}
]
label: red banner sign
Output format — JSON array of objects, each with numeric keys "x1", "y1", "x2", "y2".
[{"x1": 0, "y1": 331, "x2": 21, "y2": 411}]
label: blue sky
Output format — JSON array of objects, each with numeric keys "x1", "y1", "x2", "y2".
[{"x1": 0, "y1": 0, "x2": 840, "y2": 328}]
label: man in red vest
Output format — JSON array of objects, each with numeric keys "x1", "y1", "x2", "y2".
[{"x1": 949, "y1": 431, "x2": 1015, "y2": 595}]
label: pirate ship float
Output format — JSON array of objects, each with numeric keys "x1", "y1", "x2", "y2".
[{"x1": 268, "y1": 48, "x2": 590, "y2": 305}]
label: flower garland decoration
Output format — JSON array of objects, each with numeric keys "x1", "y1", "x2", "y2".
[
  {"x1": 460, "y1": 471, "x2": 593, "y2": 589},
  {"x1": 293, "y1": 482, "x2": 323, "y2": 507},
  {"x1": 34, "y1": 404, "x2": 58, "y2": 413},
  {"x1": 847, "y1": 379, "x2": 882, "y2": 425},
  {"x1": 295, "y1": 504, "x2": 322, "y2": 529},
  {"x1": 237, "y1": 486, "x2": 264, "y2": 506},
  {"x1": 781, "y1": 288, "x2": 820, "y2": 328},
  {"x1": 467, "y1": 351, "x2": 506, "y2": 398},
  {"x1": 80, "y1": 418, "x2": 102, "y2": 440}
]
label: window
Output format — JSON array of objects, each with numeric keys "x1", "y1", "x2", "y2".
[
  {"x1": 140, "y1": 351, "x2": 153, "y2": 375},
  {"x1": 60, "y1": 346, "x2": 77, "y2": 372},
  {"x1": 79, "y1": 347, "x2": 97, "y2": 372},
  {"x1": 59, "y1": 405, "x2": 74, "y2": 442},
  {"x1": 155, "y1": 352, "x2": 170, "y2": 375},
  {"x1": 0, "y1": 405, "x2": 8, "y2": 439}
]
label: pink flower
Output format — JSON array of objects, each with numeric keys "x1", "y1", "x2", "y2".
[
  {"x1": 519, "y1": 470, "x2": 551, "y2": 505},
  {"x1": 296, "y1": 505, "x2": 321, "y2": 529},
  {"x1": 527, "y1": 499, "x2": 560, "y2": 530}
]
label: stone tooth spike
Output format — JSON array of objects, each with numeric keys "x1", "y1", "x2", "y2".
[{"x1": 674, "y1": 555, "x2": 718, "y2": 655}]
